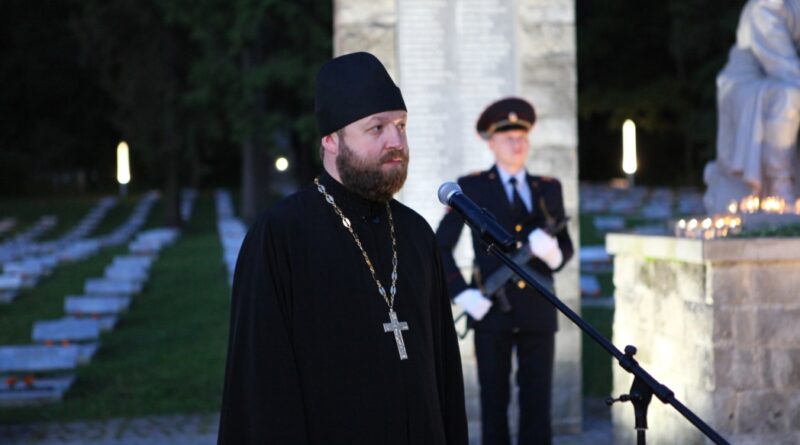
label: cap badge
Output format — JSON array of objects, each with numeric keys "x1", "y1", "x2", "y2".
[{"x1": 508, "y1": 112, "x2": 518, "y2": 123}]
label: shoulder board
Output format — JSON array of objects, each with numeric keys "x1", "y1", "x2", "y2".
[{"x1": 461, "y1": 170, "x2": 492, "y2": 182}]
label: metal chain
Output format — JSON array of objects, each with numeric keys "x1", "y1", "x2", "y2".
[{"x1": 314, "y1": 178, "x2": 398, "y2": 309}]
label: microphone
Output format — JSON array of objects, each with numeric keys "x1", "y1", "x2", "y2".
[{"x1": 438, "y1": 182, "x2": 516, "y2": 251}]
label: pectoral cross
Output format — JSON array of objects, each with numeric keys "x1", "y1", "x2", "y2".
[{"x1": 383, "y1": 310, "x2": 409, "y2": 360}]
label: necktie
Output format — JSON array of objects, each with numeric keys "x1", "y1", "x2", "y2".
[{"x1": 508, "y1": 177, "x2": 528, "y2": 223}]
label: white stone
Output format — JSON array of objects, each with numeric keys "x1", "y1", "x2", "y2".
[
  {"x1": 0, "y1": 345, "x2": 80, "y2": 373},
  {"x1": 104, "y1": 264, "x2": 148, "y2": 284},
  {"x1": 580, "y1": 245, "x2": 611, "y2": 263},
  {"x1": 580, "y1": 274, "x2": 601, "y2": 297},
  {"x1": 84, "y1": 278, "x2": 140, "y2": 297},
  {"x1": 64, "y1": 295, "x2": 131, "y2": 315},
  {"x1": 32, "y1": 319, "x2": 101, "y2": 342},
  {"x1": 0, "y1": 375, "x2": 75, "y2": 407},
  {"x1": 593, "y1": 216, "x2": 625, "y2": 232},
  {"x1": 0, "y1": 274, "x2": 23, "y2": 291},
  {"x1": 112, "y1": 255, "x2": 152, "y2": 271}
]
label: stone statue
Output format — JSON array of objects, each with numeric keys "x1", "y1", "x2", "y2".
[{"x1": 704, "y1": 0, "x2": 800, "y2": 213}]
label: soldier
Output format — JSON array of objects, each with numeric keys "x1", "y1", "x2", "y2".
[{"x1": 436, "y1": 97, "x2": 574, "y2": 445}]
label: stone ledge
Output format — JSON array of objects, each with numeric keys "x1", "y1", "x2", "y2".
[{"x1": 606, "y1": 233, "x2": 800, "y2": 264}]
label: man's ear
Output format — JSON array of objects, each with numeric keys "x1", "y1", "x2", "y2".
[{"x1": 321, "y1": 132, "x2": 340, "y2": 157}]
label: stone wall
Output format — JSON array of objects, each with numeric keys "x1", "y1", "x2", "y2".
[{"x1": 607, "y1": 234, "x2": 800, "y2": 445}]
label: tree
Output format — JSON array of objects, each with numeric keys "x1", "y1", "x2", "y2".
[
  {"x1": 73, "y1": 0, "x2": 194, "y2": 225},
  {"x1": 163, "y1": 0, "x2": 331, "y2": 222},
  {"x1": 577, "y1": 0, "x2": 746, "y2": 186}
]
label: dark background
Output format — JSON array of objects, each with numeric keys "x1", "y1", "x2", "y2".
[{"x1": 0, "y1": 0, "x2": 747, "y2": 216}]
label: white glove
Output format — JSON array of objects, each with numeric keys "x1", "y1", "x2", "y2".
[
  {"x1": 454, "y1": 288, "x2": 493, "y2": 321},
  {"x1": 528, "y1": 228, "x2": 563, "y2": 269}
]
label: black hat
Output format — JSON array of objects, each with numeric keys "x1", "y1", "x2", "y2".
[
  {"x1": 476, "y1": 97, "x2": 536, "y2": 140},
  {"x1": 314, "y1": 52, "x2": 407, "y2": 136}
]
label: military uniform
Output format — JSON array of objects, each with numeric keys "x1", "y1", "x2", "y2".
[{"x1": 435, "y1": 97, "x2": 573, "y2": 445}]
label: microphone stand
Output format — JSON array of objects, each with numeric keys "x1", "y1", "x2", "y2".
[{"x1": 483, "y1": 241, "x2": 730, "y2": 445}]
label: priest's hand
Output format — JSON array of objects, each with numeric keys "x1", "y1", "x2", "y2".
[
  {"x1": 528, "y1": 228, "x2": 563, "y2": 269},
  {"x1": 454, "y1": 288, "x2": 492, "y2": 321}
]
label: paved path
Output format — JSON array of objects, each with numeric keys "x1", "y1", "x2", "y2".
[
  {"x1": 0, "y1": 398, "x2": 613, "y2": 445},
  {"x1": 0, "y1": 413, "x2": 218, "y2": 445}
]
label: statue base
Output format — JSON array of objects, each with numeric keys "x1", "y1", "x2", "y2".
[{"x1": 703, "y1": 161, "x2": 754, "y2": 214}]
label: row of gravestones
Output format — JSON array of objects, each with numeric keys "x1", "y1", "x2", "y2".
[
  {"x1": 0, "y1": 191, "x2": 196, "y2": 407},
  {"x1": 579, "y1": 183, "x2": 705, "y2": 219},
  {"x1": 578, "y1": 184, "x2": 704, "y2": 304},
  {"x1": 215, "y1": 189, "x2": 245, "y2": 287},
  {"x1": 580, "y1": 184, "x2": 704, "y2": 304},
  {"x1": 0, "y1": 198, "x2": 119, "y2": 304}
]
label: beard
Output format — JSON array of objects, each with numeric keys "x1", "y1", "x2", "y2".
[{"x1": 336, "y1": 139, "x2": 409, "y2": 202}]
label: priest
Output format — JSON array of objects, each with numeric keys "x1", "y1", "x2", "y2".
[{"x1": 217, "y1": 51, "x2": 469, "y2": 445}]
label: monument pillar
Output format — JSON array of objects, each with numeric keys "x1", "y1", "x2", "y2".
[{"x1": 334, "y1": 0, "x2": 581, "y2": 435}]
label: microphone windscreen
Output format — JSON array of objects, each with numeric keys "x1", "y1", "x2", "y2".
[{"x1": 438, "y1": 182, "x2": 461, "y2": 205}]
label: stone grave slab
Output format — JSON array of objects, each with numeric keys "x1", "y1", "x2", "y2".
[
  {"x1": 58, "y1": 240, "x2": 101, "y2": 262},
  {"x1": 111, "y1": 256, "x2": 152, "y2": 271},
  {"x1": 128, "y1": 239, "x2": 162, "y2": 256},
  {"x1": 104, "y1": 264, "x2": 148, "y2": 284},
  {"x1": 592, "y1": 216, "x2": 625, "y2": 232},
  {"x1": 580, "y1": 245, "x2": 613, "y2": 274},
  {"x1": 3, "y1": 261, "x2": 43, "y2": 287},
  {"x1": 84, "y1": 278, "x2": 141, "y2": 296},
  {"x1": 32, "y1": 319, "x2": 101, "y2": 343},
  {"x1": 0, "y1": 275, "x2": 23, "y2": 303},
  {"x1": 64, "y1": 315, "x2": 118, "y2": 331},
  {"x1": 580, "y1": 274, "x2": 601, "y2": 297},
  {"x1": 0, "y1": 374, "x2": 75, "y2": 407},
  {"x1": 609, "y1": 200, "x2": 640, "y2": 215},
  {"x1": 581, "y1": 199, "x2": 608, "y2": 213},
  {"x1": 64, "y1": 295, "x2": 131, "y2": 315},
  {"x1": 0, "y1": 345, "x2": 80, "y2": 373},
  {"x1": 641, "y1": 202, "x2": 672, "y2": 219},
  {"x1": 581, "y1": 245, "x2": 611, "y2": 263}
]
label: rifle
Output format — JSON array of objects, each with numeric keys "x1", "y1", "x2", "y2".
[{"x1": 455, "y1": 197, "x2": 569, "y2": 339}]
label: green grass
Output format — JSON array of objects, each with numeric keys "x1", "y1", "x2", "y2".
[
  {"x1": 579, "y1": 213, "x2": 605, "y2": 246},
  {"x1": 581, "y1": 306, "x2": 614, "y2": 397},
  {"x1": 0, "y1": 192, "x2": 230, "y2": 424},
  {"x1": 579, "y1": 213, "x2": 617, "y2": 398}
]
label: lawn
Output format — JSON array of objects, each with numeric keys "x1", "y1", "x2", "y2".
[
  {"x1": 580, "y1": 306, "x2": 614, "y2": 397},
  {"x1": 0, "y1": 192, "x2": 231, "y2": 424},
  {"x1": 579, "y1": 212, "x2": 616, "y2": 398}
]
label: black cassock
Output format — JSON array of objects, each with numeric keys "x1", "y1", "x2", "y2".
[{"x1": 218, "y1": 171, "x2": 468, "y2": 445}]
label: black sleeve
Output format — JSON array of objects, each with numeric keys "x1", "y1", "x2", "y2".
[
  {"x1": 434, "y1": 193, "x2": 469, "y2": 300},
  {"x1": 431, "y1": 242, "x2": 469, "y2": 445},
  {"x1": 217, "y1": 215, "x2": 309, "y2": 445}
]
